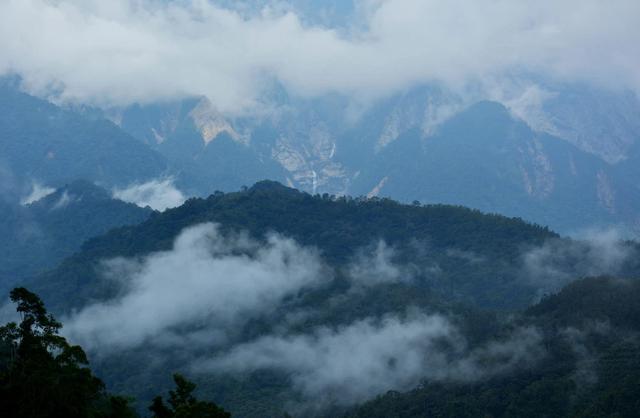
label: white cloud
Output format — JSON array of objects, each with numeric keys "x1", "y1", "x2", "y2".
[
  {"x1": 203, "y1": 314, "x2": 544, "y2": 406},
  {"x1": 63, "y1": 223, "x2": 327, "y2": 350},
  {"x1": 0, "y1": 0, "x2": 638, "y2": 113},
  {"x1": 20, "y1": 181, "x2": 55, "y2": 205},
  {"x1": 113, "y1": 177, "x2": 186, "y2": 211},
  {"x1": 51, "y1": 190, "x2": 73, "y2": 210},
  {"x1": 348, "y1": 240, "x2": 411, "y2": 286},
  {"x1": 522, "y1": 228, "x2": 636, "y2": 297}
]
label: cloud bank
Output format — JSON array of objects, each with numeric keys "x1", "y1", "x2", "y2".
[
  {"x1": 63, "y1": 223, "x2": 327, "y2": 350},
  {"x1": 20, "y1": 181, "x2": 55, "y2": 205},
  {"x1": 204, "y1": 315, "x2": 543, "y2": 406},
  {"x1": 522, "y1": 228, "x2": 638, "y2": 296},
  {"x1": 112, "y1": 177, "x2": 186, "y2": 211},
  {"x1": 1, "y1": 0, "x2": 639, "y2": 113}
]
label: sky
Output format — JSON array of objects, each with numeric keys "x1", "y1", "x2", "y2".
[{"x1": 0, "y1": 0, "x2": 639, "y2": 114}]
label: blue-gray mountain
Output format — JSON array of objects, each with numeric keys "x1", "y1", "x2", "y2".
[
  {"x1": 2, "y1": 79, "x2": 638, "y2": 235},
  {"x1": 109, "y1": 83, "x2": 640, "y2": 236},
  {"x1": 0, "y1": 180, "x2": 152, "y2": 291},
  {"x1": 0, "y1": 82, "x2": 169, "y2": 199}
]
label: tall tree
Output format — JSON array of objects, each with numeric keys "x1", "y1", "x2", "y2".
[
  {"x1": 149, "y1": 374, "x2": 231, "y2": 418},
  {"x1": 0, "y1": 287, "x2": 135, "y2": 418}
]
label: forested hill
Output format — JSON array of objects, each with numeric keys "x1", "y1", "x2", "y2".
[
  {"x1": 30, "y1": 180, "x2": 557, "y2": 312},
  {"x1": 77, "y1": 180, "x2": 556, "y2": 262},
  {"x1": 344, "y1": 276, "x2": 640, "y2": 418}
]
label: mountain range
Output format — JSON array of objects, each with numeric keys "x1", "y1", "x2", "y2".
[{"x1": 2, "y1": 79, "x2": 640, "y2": 235}]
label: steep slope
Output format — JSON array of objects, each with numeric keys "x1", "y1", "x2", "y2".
[
  {"x1": 350, "y1": 101, "x2": 640, "y2": 234},
  {"x1": 117, "y1": 97, "x2": 287, "y2": 195},
  {"x1": 111, "y1": 84, "x2": 640, "y2": 235},
  {"x1": 0, "y1": 83, "x2": 169, "y2": 194}
]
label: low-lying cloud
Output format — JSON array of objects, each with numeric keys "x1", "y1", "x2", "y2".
[
  {"x1": 0, "y1": 0, "x2": 638, "y2": 113},
  {"x1": 348, "y1": 240, "x2": 414, "y2": 286},
  {"x1": 20, "y1": 181, "x2": 55, "y2": 205},
  {"x1": 203, "y1": 314, "x2": 544, "y2": 406},
  {"x1": 112, "y1": 177, "x2": 186, "y2": 211},
  {"x1": 63, "y1": 223, "x2": 327, "y2": 350},
  {"x1": 522, "y1": 228, "x2": 638, "y2": 296}
]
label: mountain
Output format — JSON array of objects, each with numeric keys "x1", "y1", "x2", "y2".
[
  {"x1": 16, "y1": 181, "x2": 640, "y2": 417},
  {"x1": 348, "y1": 100, "x2": 640, "y2": 233},
  {"x1": 109, "y1": 83, "x2": 640, "y2": 236},
  {"x1": 0, "y1": 180, "x2": 152, "y2": 291},
  {"x1": 116, "y1": 97, "x2": 287, "y2": 195},
  {"x1": 0, "y1": 82, "x2": 169, "y2": 198},
  {"x1": 28, "y1": 180, "x2": 559, "y2": 313}
]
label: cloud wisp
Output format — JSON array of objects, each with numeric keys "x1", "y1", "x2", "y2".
[
  {"x1": 521, "y1": 228, "x2": 638, "y2": 297},
  {"x1": 202, "y1": 314, "x2": 544, "y2": 407},
  {"x1": 63, "y1": 223, "x2": 327, "y2": 350},
  {"x1": 112, "y1": 177, "x2": 186, "y2": 211},
  {"x1": 0, "y1": 0, "x2": 639, "y2": 113},
  {"x1": 347, "y1": 240, "x2": 414, "y2": 287},
  {"x1": 20, "y1": 181, "x2": 55, "y2": 205}
]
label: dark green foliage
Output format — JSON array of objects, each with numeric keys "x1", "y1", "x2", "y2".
[
  {"x1": 0, "y1": 287, "x2": 137, "y2": 418},
  {"x1": 12, "y1": 183, "x2": 640, "y2": 417},
  {"x1": 343, "y1": 277, "x2": 640, "y2": 418},
  {"x1": 526, "y1": 276, "x2": 640, "y2": 331},
  {"x1": 30, "y1": 181, "x2": 558, "y2": 313},
  {"x1": 149, "y1": 374, "x2": 231, "y2": 418},
  {"x1": 0, "y1": 287, "x2": 233, "y2": 418}
]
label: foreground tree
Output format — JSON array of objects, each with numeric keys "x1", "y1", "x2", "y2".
[
  {"x1": 149, "y1": 374, "x2": 231, "y2": 418},
  {"x1": 0, "y1": 287, "x2": 135, "y2": 418}
]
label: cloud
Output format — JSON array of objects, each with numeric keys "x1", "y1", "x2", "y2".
[
  {"x1": 347, "y1": 240, "x2": 413, "y2": 286},
  {"x1": 521, "y1": 228, "x2": 637, "y2": 297},
  {"x1": 51, "y1": 190, "x2": 74, "y2": 210},
  {"x1": 202, "y1": 314, "x2": 544, "y2": 406},
  {"x1": 63, "y1": 223, "x2": 327, "y2": 350},
  {"x1": 55, "y1": 224, "x2": 551, "y2": 409},
  {"x1": 0, "y1": 0, "x2": 639, "y2": 113},
  {"x1": 112, "y1": 177, "x2": 186, "y2": 211},
  {"x1": 20, "y1": 181, "x2": 55, "y2": 205}
]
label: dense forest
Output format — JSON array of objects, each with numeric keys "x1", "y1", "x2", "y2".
[
  {"x1": 3, "y1": 276, "x2": 639, "y2": 417},
  {"x1": 345, "y1": 277, "x2": 640, "y2": 418},
  {"x1": 1, "y1": 182, "x2": 637, "y2": 417},
  {"x1": 29, "y1": 180, "x2": 565, "y2": 313},
  {"x1": 0, "y1": 287, "x2": 230, "y2": 418}
]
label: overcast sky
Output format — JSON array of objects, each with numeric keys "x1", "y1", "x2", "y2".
[{"x1": 1, "y1": 0, "x2": 638, "y2": 113}]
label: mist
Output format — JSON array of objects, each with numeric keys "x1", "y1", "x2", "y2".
[
  {"x1": 112, "y1": 177, "x2": 186, "y2": 211},
  {"x1": 521, "y1": 228, "x2": 638, "y2": 296},
  {"x1": 203, "y1": 314, "x2": 544, "y2": 406},
  {"x1": 63, "y1": 223, "x2": 328, "y2": 350},
  {"x1": 20, "y1": 181, "x2": 55, "y2": 205}
]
